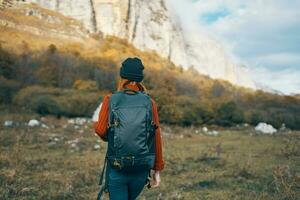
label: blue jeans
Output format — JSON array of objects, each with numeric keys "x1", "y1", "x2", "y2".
[{"x1": 108, "y1": 167, "x2": 149, "y2": 200}]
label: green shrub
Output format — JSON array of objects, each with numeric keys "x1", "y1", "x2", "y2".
[
  {"x1": 150, "y1": 85, "x2": 182, "y2": 124},
  {"x1": 94, "y1": 68, "x2": 118, "y2": 92},
  {"x1": 14, "y1": 86, "x2": 101, "y2": 117},
  {"x1": 0, "y1": 46, "x2": 15, "y2": 79},
  {"x1": 283, "y1": 114, "x2": 300, "y2": 130},
  {"x1": 30, "y1": 95, "x2": 61, "y2": 116},
  {"x1": 176, "y1": 96, "x2": 213, "y2": 126},
  {"x1": 13, "y1": 86, "x2": 60, "y2": 107},
  {"x1": 55, "y1": 90, "x2": 100, "y2": 117},
  {"x1": 211, "y1": 82, "x2": 226, "y2": 97},
  {"x1": 0, "y1": 76, "x2": 20, "y2": 104},
  {"x1": 174, "y1": 76, "x2": 199, "y2": 97},
  {"x1": 216, "y1": 101, "x2": 244, "y2": 126},
  {"x1": 73, "y1": 79, "x2": 97, "y2": 91}
]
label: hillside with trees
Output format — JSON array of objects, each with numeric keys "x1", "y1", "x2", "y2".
[
  {"x1": 1, "y1": 5, "x2": 300, "y2": 129},
  {"x1": 1, "y1": 37, "x2": 300, "y2": 129}
]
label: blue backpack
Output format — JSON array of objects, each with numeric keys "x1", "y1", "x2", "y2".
[
  {"x1": 97, "y1": 89, "x2": 156, "y2": 199},
  {"x1": 107, "y1": 89, "x2": 156, "y2": 172}
]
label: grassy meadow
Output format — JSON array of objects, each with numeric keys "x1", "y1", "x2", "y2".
[{"x1": 0, "y1": 115, "x2": 299, "y2": 200}]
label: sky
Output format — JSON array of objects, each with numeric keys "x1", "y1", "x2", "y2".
[{"x1": 167, "y1": 0, "x2": 300, "y2": 94}]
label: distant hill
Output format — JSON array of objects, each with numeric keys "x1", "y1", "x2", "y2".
[{"x1": 293, "y1": 94, "x2": 300, "y2": 99}]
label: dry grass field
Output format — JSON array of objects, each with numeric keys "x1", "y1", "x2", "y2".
[{"x1": 0, "y1": 115, "x2": 299, "y2": 200}]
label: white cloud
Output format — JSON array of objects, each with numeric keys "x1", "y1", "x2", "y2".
[
  {"x1": 168, "y1": 0, "x2": 300, "y2": 94},
  {"x1": 250, "y1": 67, "x2": 300, "y2": 95},
  {"x1": 253, "y1": 53, "x2": 300, "y2": 68}
]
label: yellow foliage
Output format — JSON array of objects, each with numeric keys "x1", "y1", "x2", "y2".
[
  {"x1": 73, "y1": 80, "x2": 97, "y2": 91},
  {"x1": 102, "y1": 49, "x2": 120, "y2": 60}
]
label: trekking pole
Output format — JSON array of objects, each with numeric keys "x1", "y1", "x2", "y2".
[{"x1": 97, "y1": 155, "x2": 108, "y2": 200}]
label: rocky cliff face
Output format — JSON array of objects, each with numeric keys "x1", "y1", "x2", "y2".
[{"x1": 11, "y1": 0, "x2": 256, "y2": 88}]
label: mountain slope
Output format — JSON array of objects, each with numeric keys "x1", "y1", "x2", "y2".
[
  {"x1": 12, "y1": 0, "x2": 256, "y2": 89},
  {"x1": 0, "y1": 3, "x2": 90, "y2": 45}
]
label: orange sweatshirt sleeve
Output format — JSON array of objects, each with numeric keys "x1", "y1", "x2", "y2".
[
  {"x1": 93, "y1": 94, "x2": 111, "y2": 141},
  {"x1": 151, "y1": 99, "x2": 165, "y2": 171}
]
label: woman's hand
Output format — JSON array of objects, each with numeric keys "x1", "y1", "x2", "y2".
[{"x1": 151, "y1": 170, "x2": 161, "y2": 188}]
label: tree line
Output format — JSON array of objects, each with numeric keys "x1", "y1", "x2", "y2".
[{"x1": 1, "y1": 39, "x2": 300, "y2": 129}]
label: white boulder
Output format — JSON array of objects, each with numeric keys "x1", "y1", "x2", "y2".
[
  {"x1": 4, "y1": 120, "x2": 13, "y2": 127},
  {"x1": 202, "y1": 127, "x2": 208, "y2": 132},
  {"x1": 279, "y1": 123, "x2": 286, "y2": 131},
  {"x1": 41, "y1": 124, "x2": 49, "y2": 129},
  {"x1": 68, "y1": 119, "x2": 75, "y2": 124},
  {"x1": 75, "y1": 118, "x2": 87, "y2": 125},
  {"x1": 28, "y1": 119, "x2": 40, "y2": 127},
  {"x1": 243, "y1": 123, "x2": 249, "y2": 127},
  {"x1": 68, "y1": 139, "x2": 80, "y2": 152},
  {"x1": 93, "y1": 144, "x2": 101, "y2": 150},
  {"x1": 207, "y1": 130, "x2": 219, "y2": 136},
  {"x1": 255, "y1": 122, "x2": 277, "y2": 135},
  {"x1": 71, "y1": 143, "x2": 77, "y2": 148},
  {"x1": 67, "y1": 138, "x2": 79, "y2": 145},
  {"x1": 68, "y1": 117, "x2": 89, "y2": 125}
]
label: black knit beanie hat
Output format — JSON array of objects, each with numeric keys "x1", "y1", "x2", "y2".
[{"x1": 120, "y1": 57, "x2": 144, "y2": 82}]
